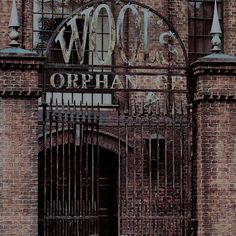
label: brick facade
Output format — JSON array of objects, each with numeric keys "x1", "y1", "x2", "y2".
[
  {"x1": 0, "y1": 56, "x2": 44, "y2": 235},
  {"x1": 224, "y1": 0, "x2": 236, "y2": 56},
  {"x1": 192, "y1": 58, "x2": 236, "y2": 235},
  {"x1": 0, "y1": 0, "x2": 235, "y2": 235}
]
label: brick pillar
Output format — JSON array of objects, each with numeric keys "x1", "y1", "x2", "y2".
[
  {"x1": 192, "y1": 55, "x2": 236, "y2": 236},
  {"x1": 0, "y1": 51, "x2": 44, "y2": 235},
  {"x1": 224, "y1": 0, "x2": 236, "y2": 56}
]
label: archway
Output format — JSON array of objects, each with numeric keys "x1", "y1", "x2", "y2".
[{"x1": 39, "y1": 145, "x2": 118, "y2": 236}]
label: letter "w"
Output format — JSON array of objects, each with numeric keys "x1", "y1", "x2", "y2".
[{"x1": 55, "y1": 7, "x2": 93, "y2": 64}]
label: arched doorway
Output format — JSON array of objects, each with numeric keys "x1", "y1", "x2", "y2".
[{"x1": 39, "y1": 144, "x2": 118, "y2": 236}]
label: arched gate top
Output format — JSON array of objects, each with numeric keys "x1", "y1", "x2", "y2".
[{"x1": 45, "y1": 0, "x2": 188, "y2": 69}]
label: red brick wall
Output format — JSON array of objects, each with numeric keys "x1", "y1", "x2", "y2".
[
  {"x1": 192, "y1": 63, "x2": 236, "y2": 235},
  {"x1": 0, "y1": 0, "x2": 11, "y2": 48},
  {"x1": 224, "y1": 0, "x2": 236, "y2": 56},
  {"x1": 195, "y1": 101, "x2": 236, "y2": 235},
  {"x1": 0, "y1": 98, "x2": 38, "y2": 235},
  {"x1": 0, "y1": 57, "x2": 44, "y2": 235}
]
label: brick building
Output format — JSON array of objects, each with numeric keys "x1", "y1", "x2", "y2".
[{"x1": 0, "y1": 0, "x2": 235, "y2": 235}]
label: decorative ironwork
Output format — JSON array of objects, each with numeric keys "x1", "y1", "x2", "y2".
[
  {"x1": 37, "y1": 0, "x2": 194, "y2": 235},
  {"x1": 39, "y1": 99, "x2": 193, "y2": 235}
]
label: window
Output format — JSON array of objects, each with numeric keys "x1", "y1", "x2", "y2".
[{"x1": 188, "y1": 0, "x2": 223, "y2": 63}]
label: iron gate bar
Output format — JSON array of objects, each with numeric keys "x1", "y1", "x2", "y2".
[{"x1": 132, "y1": 113, "x2": 136, "y2": 235}]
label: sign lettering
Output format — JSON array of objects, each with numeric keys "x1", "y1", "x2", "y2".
[
  {"x1": 54, "y1": 3, "x2": 179, "y2": 66},
  {"x1": 49, "y1": 73, "x2": 184, "y2": 90}
]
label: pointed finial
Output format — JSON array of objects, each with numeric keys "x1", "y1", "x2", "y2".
[
  {"x1": 210, "y1": 0, "x2": 222, "y2": 53},
  {"x1": 9, "y1": 0, "x2": 20, "y2": 47}
]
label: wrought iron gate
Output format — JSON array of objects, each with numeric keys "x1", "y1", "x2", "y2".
[
  {"x1": 39, "y1": 98, "x2": 193, "y2": 235},
  {"x1": 37, "y1": 1, "x2": 194, "y2": 234}
]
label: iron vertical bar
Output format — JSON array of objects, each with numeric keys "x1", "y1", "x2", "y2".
[
  {"x1": 125, "y1": 109, "x2": 128, "y2": 220},
  {"x1": 180, "y1": 104, "x2": 184, "y2": 215},
  {"x1": 171, "y1": 102, "x2": 176, "y2": 219},
  {"x1": 141, "y1": 114, "x2": 144, "y2": 236},
  {"x1": 172, "y1": 103, "x2": 176, "y2": 190},
  {"x1": 148, "y1": 109, "x2": 152, "y2": 236},
  {"x1": 49, "y1": 100, "x2": 53, "y2": 218},
  {"x1": 73, "y1": 102, "x2": 77, "y2": 217},
  {"x1": 91, "y1": 105, "x2": 95, "y2": 231},
  {"x1": 189, "y1": 104, "x2": 194, "y2": 235},
  {"x1": 62, "y1": 100, "x2": 65, "y2": 217},
  {"x1": 55, "y1": 101, "x2": 60, "y2": 236},
  {"x1": 118, "y1": 106, "x2": 121, "y2": 236},
  {"x1": 85, "y1": 104, "x2": 89, "y2": 232},
  {"x1": 132, "y1": 112, "x2": 136, "y2": 235},
  {"x1": 50, "y1": 99, "x2": 59, "y2": 234},
  {"x1": 42, "y1": 99, "x2": 47, "y2": 236},
  {"x1": 79, "y1": 104, "x2": 83, "y2": 233},
  {"x1": 68, "y1": 102, "x2": 71, "y2": 217},
  {"x1": 156, "y1": 100, "x2": 160, "y2": 198},
  {"x1": 164, "y1": 104, "x2": 168, "y2": 235},
  {"x1": 96, "y1": 106, "x2": 100, "y2": 235}
]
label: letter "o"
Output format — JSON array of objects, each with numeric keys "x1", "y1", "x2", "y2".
[
  {"x1": 90, "y1": 4, "x2": 116, "y2": 65},
  {"x1": 50, "y1": 73, "x2": 65, "y2": 89},
  {"x1": 117, "y1": 5, "x2": 141, "y2": 65}
]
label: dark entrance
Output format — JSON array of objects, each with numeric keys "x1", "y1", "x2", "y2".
[{"x1": 39, "y1": 141, "x2": 118, "y2": 236}]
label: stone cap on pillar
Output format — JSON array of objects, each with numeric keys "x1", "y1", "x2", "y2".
[
  {"x1": 0, "y1": 0, "x2": 45, "y2": 69},
  {"x1": 191, "y1": 53, "x2": 236, "y2": 102},
  {"x1": 0, "y1": 0, "x2": 45, "y2": 98},
  {"x1": 191, "y1": 53, "x2": 236, "y2": 76}
]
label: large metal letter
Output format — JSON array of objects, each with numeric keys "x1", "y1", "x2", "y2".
[
  {"x1": 55, "y1": 7, "x2": 93, "y2": 64},
  {"x1": 142, "y1": 9, "x2": 153, "y2": 63},
  {"x1": 90, "y1": 4, "x2": 115, "y2": 65},
  {"x1": 50, "y1": 73, "x2": 65, "y2": 89},
  {"x1": 159, "y1": 31, "x2": 178, "y2": 64},
  {"x1": 117, "y1": 4, "x2": 141, "y2": 65},
  {"x1": 95, "y1": 74, "x2": 108, "y2": 89}
]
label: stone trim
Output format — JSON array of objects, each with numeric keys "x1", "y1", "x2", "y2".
[
  {"x1": 0, "y1": 89, "x2": 42, "y2": 98},
  {"x1": 194, "y1": 92, "x2": 236, "y2": 102},
  {"x1": 192, "y1": 67, "x2": 236, "y2": 76},
  {"x1": 0, "y1": 54, "x2": 45, "y2": 70}
]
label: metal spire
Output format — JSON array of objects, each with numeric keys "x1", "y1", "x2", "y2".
[
  {"x1": 8, "y1": 0, "x2": 20, "y2": 47},
  {"x1": 210, "y1": 0, "x2": 222, "y2": 53}
]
